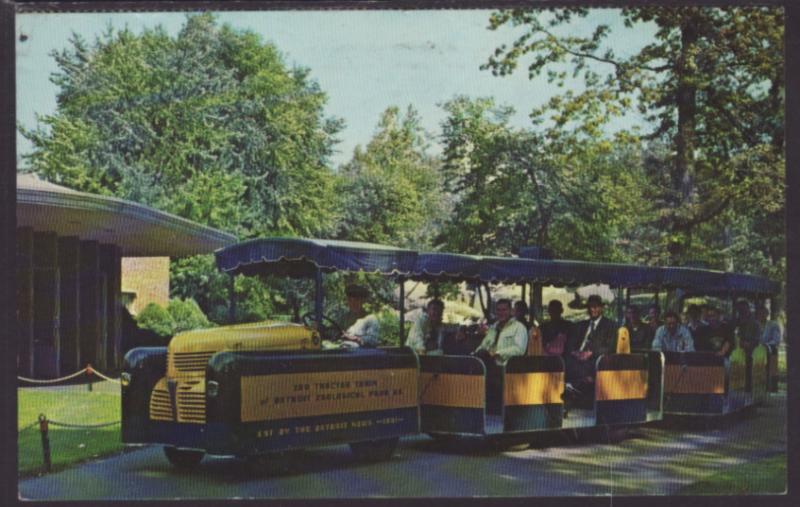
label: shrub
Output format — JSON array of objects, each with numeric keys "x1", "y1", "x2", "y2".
[
  {"x1": 167, "y1": 298, "x2": 212, "y2": 333},
  {"x1": 375, "y1": 307, "x2": 409, "y2": 346},
  {"x1": 136, "y1": 303, "x2": 176, "y2": 337}
]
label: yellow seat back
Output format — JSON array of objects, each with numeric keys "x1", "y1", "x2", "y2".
[
  {"x1": 616, "y1": 326, "x2": 631, "y2": 354},
  {"x1": 527, "y1": 326, "x2": 544, "y2": 356}
]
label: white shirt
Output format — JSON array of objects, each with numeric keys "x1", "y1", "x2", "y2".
[
  {"x1": 346, "y1": 314, "x2": 381, "y2": 347},
  {"x1": 652, "y1": 324, "x2": 695, "y2": 352},
  {"x1": 476, "y1": 317, "x2": 529, "y2": 365},
  {"x1": 579, "y1": 317, "x2": 603, "y2": 351},
  {"x1": 406, "y1": 312, "x2": 444, "y2": 355}
]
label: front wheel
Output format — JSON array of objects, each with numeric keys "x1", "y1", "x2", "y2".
[
  {"x1": 349, "y1": 437, "x2": 399, "y2": 462},
  {"x1": 163, "y1": 446, "x2": 204, "y2": 468}
]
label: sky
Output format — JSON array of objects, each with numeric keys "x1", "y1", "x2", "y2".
[{"x1": 15, "y1": 9, "x2": 657, "y2": 168}]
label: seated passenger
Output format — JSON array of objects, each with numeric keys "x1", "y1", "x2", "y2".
[
  {"x1": 624, "y1": 305, "x2": 654, "y2": 350},
  {"x1": 646, "y1": 304, "x2": 662, "y2": 336},
  {"x1": 340, "y1": 284, "x2": 380, "y2": 348},
  {"x1": 539, "y1": 299, "x2": 572, "y2": 357},
  {"x1": 756, "y1": 305, "x2": 782, "y2": 355},
  {"x1": 471, "y1": 299, "x2": 529, "y2": 411},
  {"x1": 684, "y1": 304, "x2": 707, "y2": 342},
  {"x1": 651, "y1": 311, "x2": 694, "y2": 352},
  {"x1": 694, "y1": 306, "x2": 733, "y2": 356},
  {"x1": 564, "y1": 295, "x2": 617, "y2": 395},
  {"x1": 514, "y1": 300, "x2": 531, "y2": 330},
  {"x1": 406, "y1": 299, "x2": 445, "y2": 356},
  {"x1": 472, "y1": 299, "x2": 529, "y2": 363}
]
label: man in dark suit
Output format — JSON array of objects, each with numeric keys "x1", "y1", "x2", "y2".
[{"x1": 565, "y1": 295, "x2": 617, "y2": 400}]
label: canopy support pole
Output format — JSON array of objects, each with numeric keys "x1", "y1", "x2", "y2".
[
  {"x1": 675, "y1": 288, "x2": 686, "y2": 314},
  {"x1": 314, "y1": 269, "x2": 324, "y2": 329},
  {"x1": 626, "y1": 288, "x2": 631, "y2": 307},
  {"x1": 528, "y1": 283, "x2": 535, "y2": 323},
  {"x1": 476, "y1": 283, "x2": 493, "y2": 321},
  {"x1": 484, "y1": 283, "x2": 493, "y2": 321},
  {"x1": 532, "y1": 283, "x2": 543, "y2": 324},
  {"x1": 477, "y1": 283, "x2": 487, "y2": 319},
  {"x1": 398, "y1": 276, "x2": 406, "y2": 346},
  {"x1": 228, "y1": 274, "x2": 236, "y2": 324},
  {"x1": 616, "y1": 287, "x2": 624, "y2": 325}
]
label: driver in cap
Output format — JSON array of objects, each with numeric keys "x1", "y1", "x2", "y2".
[{"x1": 340, "y1": 284, "x2": 381, "y2": 347}]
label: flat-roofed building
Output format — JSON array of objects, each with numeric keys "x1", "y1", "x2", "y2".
[{"x1": 16, "y1": 173, "x2": 237, "y2": 378}]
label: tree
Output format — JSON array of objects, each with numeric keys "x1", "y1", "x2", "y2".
[
  {"x1": 437, "y1": 96, "x2": 648, "y2": 261},
  {"x1": 483, "y1": 7, "x2": 784, "y2": 266},
  {"x1": 21, "y1": 14, "x2": 346, "y2": 321},
  {"x1": 335, "y1": 106, "x2": 448, "y2": 249},
  {"x1": 22, "y1": 13, "x2": 342, "y2": 238}
]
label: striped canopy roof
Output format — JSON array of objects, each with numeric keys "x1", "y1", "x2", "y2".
[{"x1": 215, "y1": 238, "x2": 779, "y2": 295}]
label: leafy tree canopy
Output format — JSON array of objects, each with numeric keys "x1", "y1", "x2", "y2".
[
  {"x1": 21, "y1": 13, "x2": 348, "y2": 323},
  {"x1": 335, "y1": 106, "x2": 449, "y2": 249},
  {"x1": 483, "y1": 7, "x2": 784, "y2": 269},
  {"x1": 437, "y1": 96, "x2": 649, "y2": 262},
  {"x1": 22, "y1": 13, "x2": 342, "y2": 238}
]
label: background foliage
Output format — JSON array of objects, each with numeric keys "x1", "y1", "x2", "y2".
[
  {"x1": 21, "y1": 9, "x2": 785, "y2": 323},
  {"x1": 135, "y1": 298, "x2": 211, "y2": 337},
  {"x1": 336, "y1": 106, "x2": 450, "y2": 249},
  {"x1": 483, "y1": 6, "x2": 784, "y2": 278}
]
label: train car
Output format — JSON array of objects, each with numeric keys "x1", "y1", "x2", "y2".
[
  {"x1": 407, "y1": 251, "x2": 665, "y2": 442},
  {"x1": 417, "y1": 351, "x2": 664, "y2": 441},
  {"x1": 121, "y1": 236, "x2": 778, "y2": 468},
  {"x1": 658, "y1": 267, "x2": 778, "y2": 418},
  {"x1": 661, "y1": 348, "x2": 767, "y2": 417},
  {"x1": 122, "y1": 238, "x2": 421, "y2": 468}
]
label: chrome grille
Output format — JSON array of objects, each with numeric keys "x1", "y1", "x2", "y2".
[
  {"x1": 171, "y1": 351, "x2": 215, "y2": 374},
  {"x1": 149, "y1": 387, "x2": 172, "y2": 421},
  {"x1": 177, "y1": 381, "x2": 206, "y2": 423}
]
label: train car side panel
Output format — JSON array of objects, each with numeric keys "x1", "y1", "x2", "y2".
[
  {"x1": 419, "y1": 356, "x2": 486, "y2": 435},
  {"x1": 595, "y1": 354, "x2": 648, "y2": 425},
  {"x1": 204, "y1": 348, "x2": 419, "y2": 456},
  {"x1": 503, "y1": 356, "x2": 564, "y2": 432}
]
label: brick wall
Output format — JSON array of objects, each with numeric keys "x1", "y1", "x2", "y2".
[{"x1": 121, "y1": 257, "x2": 170, "y2": 315}]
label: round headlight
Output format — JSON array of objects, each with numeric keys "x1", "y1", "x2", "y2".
[{"x1": 207, "y1": 380, "x2": 219, "y2": 398}]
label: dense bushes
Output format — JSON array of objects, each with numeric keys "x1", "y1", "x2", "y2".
[
  {"x1": 375, "y1": 307, "x2": 409, "y2": 347},
  {"x1": 136, "y1": 298, "x2": 212, "y2": 337},
  {"x1": 168, "y1": 298, "x2": 211, "y2": 333},
  {"x1": 135, "y1": 303, "x2": 175, "y2": 337}
]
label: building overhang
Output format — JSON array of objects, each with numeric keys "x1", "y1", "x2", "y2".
[{"x1": 16, "y1": 173, "x2": 237, "y2": 257}]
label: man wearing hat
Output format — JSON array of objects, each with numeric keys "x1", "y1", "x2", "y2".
[
  {"x1": 565, "y1": 295, "x2": 617, "y2": 396},
  {"x1": 340, "y1": 284, "x2": 381, "y2": 347}
]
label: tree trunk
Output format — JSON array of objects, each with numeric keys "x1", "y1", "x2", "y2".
[
  {"x1": 669, "y1": 13, "x2": 700, "y2": 261},
  {"x1": 769, "y1": 74, "x2": 784, "y2": 153}
]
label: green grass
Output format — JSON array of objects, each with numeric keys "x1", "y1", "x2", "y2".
[
  {"x1": 18, "y1": 385, "x2": 123, "y2": 477},
  {"x1": 677, "y1": 454, "x2": 786, "y2": 495}
]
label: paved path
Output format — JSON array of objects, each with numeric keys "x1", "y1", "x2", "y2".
[{"x1": 19, "y1": 392, "x2": 785, "y2": 500}]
